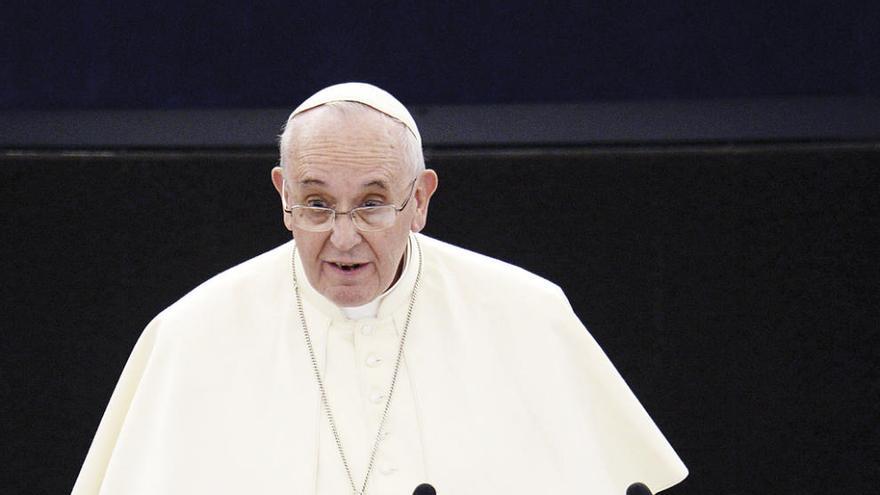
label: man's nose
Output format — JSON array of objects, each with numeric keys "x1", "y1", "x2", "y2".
[{"x1": 329, "y1": 213, "x2": 362, "y2": 251}]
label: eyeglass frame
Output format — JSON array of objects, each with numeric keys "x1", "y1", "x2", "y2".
[{"x1": 282, "y1": 177, "x2": 419, "y2": 232}]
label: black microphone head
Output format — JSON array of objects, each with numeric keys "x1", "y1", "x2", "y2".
[
  {"x1": 626, "y1": 482, "x2": 653, "y2": 495},
  {"x1": 413, "y1": 483, "x2": 436, "y2": 495}
]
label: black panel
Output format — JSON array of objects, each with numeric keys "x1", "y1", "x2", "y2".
[{"x1": 1, "y1": 144, "x2": 878, "y2": 493}]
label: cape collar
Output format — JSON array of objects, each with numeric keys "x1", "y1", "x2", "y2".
[{"x1": 292, "y1": 233, "x2": 420, "y2": 322}]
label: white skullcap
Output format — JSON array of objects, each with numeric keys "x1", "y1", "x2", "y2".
[{"x1": 290, "y1": 82, "x2": 421, "y2": 145}]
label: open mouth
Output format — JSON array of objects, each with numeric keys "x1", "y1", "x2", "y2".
[{"x1": 331, "y1": 262, "x2": 364, "y2": 272}]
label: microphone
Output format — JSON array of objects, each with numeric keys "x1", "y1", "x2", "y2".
[
  {"x1": 413, "y1": 483, "x2": 436, "y2": 495},
  {"x1": 626, "y1": 482, "x2": 653, "y2": 495}
]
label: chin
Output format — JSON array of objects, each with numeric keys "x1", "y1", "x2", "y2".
[{"x1": 324, "y1": 288, "x2": 375, "y2": 308}]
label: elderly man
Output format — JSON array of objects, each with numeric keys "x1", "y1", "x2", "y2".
[{"x1": 73, "y1": 83, "x2": 687, "y2": 495}]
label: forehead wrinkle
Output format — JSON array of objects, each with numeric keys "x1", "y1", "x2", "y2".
[
  {"x1": 291, "y1": 144, "x2": 407, "y2": 182},
  {"x1": 290, "y1": 137, "x2": 406, "y2": 177},
  {"x1": 284, "y1": 107, "x2": 415, "y2": 187},
  {"x1": 294, "y1": 149, "x2": 402, "y2": 168},
  {"x1": 293, "y1": 137, "x2": 404, "y2": 165},
  {"x1": 291, "y1": 161, "x2": 399, "y2": 190}
]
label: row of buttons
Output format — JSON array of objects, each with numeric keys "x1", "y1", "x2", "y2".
[
  {"x1": 378, "y1": 426, "x2": 396, "y2": 475},
  {"x1": 362, "y1": 325, "x2": 384, "y2": 406},
  {"x1": 359, "y1": 324, "x2": 397, "y2": 477}
]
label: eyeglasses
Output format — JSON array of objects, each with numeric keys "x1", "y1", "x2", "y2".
[{"x1": 283, "y1": 178, "x2": 417, "y2": 232}]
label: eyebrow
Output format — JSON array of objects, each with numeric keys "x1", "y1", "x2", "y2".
[
  {"x1": 296, "y1": 178, "x2": 390, "y2": 190},
  {"x1": 364, "y1": 179, "x2": 390, "y2": 190}
]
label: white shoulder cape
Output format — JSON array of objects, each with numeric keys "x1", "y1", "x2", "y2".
[{"x1": 73, "y1": 234, "x2": 687, "y2": 494}]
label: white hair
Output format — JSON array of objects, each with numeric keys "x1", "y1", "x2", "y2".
[{"x1": 277, "y1": 101, "x2": 425, "y2": 179}]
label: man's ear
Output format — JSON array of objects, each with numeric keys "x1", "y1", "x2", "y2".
[
  {"x1": 271, "y1": 166, "x2": 285, "y2": 195},
  {"x1": 410, "y1": 169, "x2": 439, "y2": 233},
  {"x1": 271, "y1": 166, "x2": 293, "y2": 231}
]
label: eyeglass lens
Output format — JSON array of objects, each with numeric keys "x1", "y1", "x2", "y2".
[{"x1": 290, "y1": 206, "x2": 398, "y2": 232}]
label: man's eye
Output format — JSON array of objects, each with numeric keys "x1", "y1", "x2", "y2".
[
  {"x1": 306, "y1": 199, "x2": 329, "y2": 208},
  {"x1": 362, "y1": 200, "x2": 385, "y2": 208}
]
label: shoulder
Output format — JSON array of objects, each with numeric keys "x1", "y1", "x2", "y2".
[
  {"x1": 414, "y1": 234, "x2": 586, "y2": 352},
  {"x1": 152, "y1": 241, "x2": 292, "y2": 330},
  {"x1": 416, "y1": 234, "x2": 568, "y2": 305}
]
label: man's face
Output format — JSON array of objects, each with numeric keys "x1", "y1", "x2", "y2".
[{"x1": 272, "y1": 105, "x2": 437, "y2": 307}]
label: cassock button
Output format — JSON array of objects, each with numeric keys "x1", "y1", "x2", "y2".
[
  {"x1": 369, "y1": 391, "x2": 386, "y2": 404},
  {"x1": 361, "y1": 324, "x2": 374, "y2": 336},
  {"x1": 366, "y1": 354, "x2": 383, "y2": 367},
  {"x1": 378, "y1": 463, "x2": 397, "y2": 475}
]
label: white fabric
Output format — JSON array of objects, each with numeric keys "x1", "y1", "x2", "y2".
[
  {"x1": 338, "y1": 300, "x2": 380, "y2": 321},
  {"x1": 72, "y1": 234, "x2": 688, "y2": 495},
  {"x1": 290, "y1": 82, "x2": 422, "y2": 145},
  {"x1": 314, "y1": 236, "x2": 426, "y2": 494}
]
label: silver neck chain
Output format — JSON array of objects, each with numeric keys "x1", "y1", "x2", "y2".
[{"x1": 290, "y1": 237, "x2": 423, "y2": 495}]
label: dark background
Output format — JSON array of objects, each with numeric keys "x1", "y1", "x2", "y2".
[
  {"x1": 2, "y1": 2, "x2": 879, "y2": 494},
  {"x1": 2, "y1": 1, "x2": 879, "y2": 109}
]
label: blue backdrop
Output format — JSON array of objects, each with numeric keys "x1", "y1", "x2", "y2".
[{"x1": 3, "y1": 0, "x2": 879, "y2": 110}]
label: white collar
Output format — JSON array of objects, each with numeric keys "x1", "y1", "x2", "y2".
[{"x1": 339, "y1": 300, "x2": 381, "y2": 320}]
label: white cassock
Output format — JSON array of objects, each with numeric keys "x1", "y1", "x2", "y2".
[{"x1": 72, "y1": 233, "x2": 688, "y2": 495}]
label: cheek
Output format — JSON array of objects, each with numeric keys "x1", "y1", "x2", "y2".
[
  {"x1": 375, "y1": 229, "x2": 409, "y2": 267},
  {"x1": 292, "y1": 231, "x2": 325, "y2": 260},
  {"x1": 362, "y1": 233, "x2": 387, "y2": 263}
]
